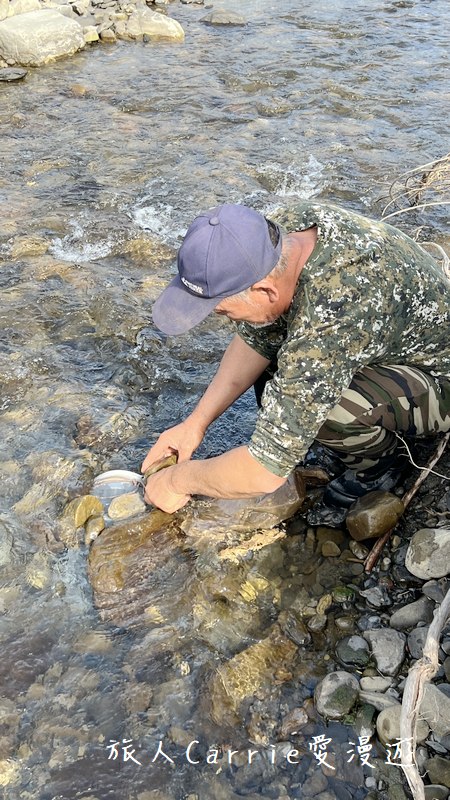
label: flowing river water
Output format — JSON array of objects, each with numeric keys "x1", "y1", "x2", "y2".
[{"x1": 0, "y1": 1, "x2": 449, "y2": 798}]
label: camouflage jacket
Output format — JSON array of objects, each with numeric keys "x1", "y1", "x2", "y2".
[{"x1": 236, "y1": 202, "x2": 450, "y2": 477}]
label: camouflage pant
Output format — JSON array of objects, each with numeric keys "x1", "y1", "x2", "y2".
[{"x1": 255, "y1": 364, "x2": 450, "y2": 471}]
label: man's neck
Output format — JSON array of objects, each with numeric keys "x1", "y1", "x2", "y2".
[{"x1": 282, "y1": 227, "x2": 318, "y2": 310}]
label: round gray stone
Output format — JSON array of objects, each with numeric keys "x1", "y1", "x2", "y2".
[
  {"x1": 405, "y1": 528, "x2": 450, "y2": 580},
  {"x1": 314, "y1": 670, "x2": 359, "y2": 719}
]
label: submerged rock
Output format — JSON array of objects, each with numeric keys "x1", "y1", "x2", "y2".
[
  {"x1": 405, "y1": 528, "x2": 450, "y2": 579},
  {"x1": 346, "y1": 491, "x2": 404, "y2": 541},
  {"x1": 209, "y1": 624, "x2": 297, "y2": 727},
  {"x1": 107, "y1": 491, "x2": 146, "y2": 520},
  {"x1": 201, "y1": 10, "x2": 246, "y2": 26}
]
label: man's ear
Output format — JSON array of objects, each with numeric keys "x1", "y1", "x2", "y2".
[{"x1": 250, "y1": 278, "x2": 280, "y2": 303}]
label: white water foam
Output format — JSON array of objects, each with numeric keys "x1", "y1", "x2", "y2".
[{"x1": 50, "y1": 218, "x2": 114, "y2": 263}]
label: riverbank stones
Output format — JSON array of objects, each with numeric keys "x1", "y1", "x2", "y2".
[
  {"x1": 363, "y1": 629, "x2": 406, "y2": 676},
  {"x1": 405, "y1": 528, "x2": 450, "y2": 579},
  {"x1": 346, "y1": 491, "x2": 404, "y2": 541},
  {"x1": 426, "y1": 756, "x2": 450, "y2": 788},
  {"x1": 420, "y1": 684, "x2": 450, "y2": 738},
  {"x1": 314, "y1": 671, "x2": 359, "y2": 719}
]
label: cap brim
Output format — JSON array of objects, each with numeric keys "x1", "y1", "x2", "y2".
[{"x1": 152, "y1": 275, "x2": 219, "y2": 335}]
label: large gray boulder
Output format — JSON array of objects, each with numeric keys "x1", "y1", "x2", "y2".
[
  {"x1": 0, "y1": 9, "x2": 85, "y2": 66},
  {"x1": 122, "y1": 8, "x2": 185, "y2": 41}
]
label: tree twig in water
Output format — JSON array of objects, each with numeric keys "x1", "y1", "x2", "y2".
[{"x1": 364, "y1": 431, "x2": 450, "y2": 573}]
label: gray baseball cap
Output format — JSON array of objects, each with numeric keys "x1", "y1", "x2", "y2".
[{"x1": 152, "y1": 204, "x2": 282, "y2": 335}]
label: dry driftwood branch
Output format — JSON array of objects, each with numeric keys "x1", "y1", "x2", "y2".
[
  {"x1": 380, "y1": 152, "x2": 450, "y2": 220},
  {"x1": 400, "y1": 586, "x2": 450, "y2": 799},
  {"x1": 364, "y1": 431, "x2": 450, "y2": 572}
]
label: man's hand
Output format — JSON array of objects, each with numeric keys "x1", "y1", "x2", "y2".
[
  {"x1": 141, "y1": 419, "x2": 206, "y2": 473},
  {"x1": 144, "y1": 465, "x2": 191, "y2": 514}
]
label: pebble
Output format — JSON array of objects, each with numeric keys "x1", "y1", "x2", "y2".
[
  {"x1": 107, "y1": 491, "x2": 146, "y2": 520},
  {"x1": 279, "y1": 707, "x2": 308, "y2": 738},
  {"x1": 314, "y1": 670, "x2": 359, "y2": 719},
  {"x1": 407, "y1": 626, "x2": 429, "y2": 659},
  {"x1": 335, "y1": 635, "x2": 370, "y2": 668},
  {"x1": 306, "y1": 613, "x2": 327, "y2": 632},
  {"x1": 359, "y1": 690, "x2": 400, "y2": 711},
  {"x1": 376, "y1": 704, "x2": 429, "y2": 746},
  {"x1": 359, "y1": 584, "x2": 391, "y2": 608},
  {"x1": 360, "y1": 676, "x2": 393, "y2": 692},
  {"x1": 349, "y1": 539, "x2": 369, "y2": 559},
  {"x1": 335, "y1": 615, "x2": 355, "y2": 631},
  {"x1": 321, "y1": 540, "x2": 341, "y2": 557},
  {"x1": 405, "y1": 528, "x2": 450, "y2": 579},
  {"x1": 346, "y1": 491, "x2": 404, "y2": 541},
  {"x1": 363, "y1": 628, "x2": 406, "y2": 676},
  {"x1": 389, "y1": 596, "x2": 435, "y2": 630},
  {"x1": 201, "y1": 10, "x2": 246, "y2": 25},
  {"x1": 0, "y1": 67, "x2": 27, "y2": 81},
  {"x1": 422, "y1": 578, "x2": 450, "y2": 603}
]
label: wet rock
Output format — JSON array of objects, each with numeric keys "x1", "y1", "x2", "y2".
[
  {"x1": 0, "y1": 758, "x2": 21, "y2": 786},
  {"x1": 0, "y1": 9, "x2": 85, "y2": 67},
  {"x1": 354, "y1": 702, "x2": 376, "y2": 738},
  {"x1": 426, "y1": 756, "x2": 450, "y2": 788},
  {"x1": 314, "y1": 670, "x2": 359, "y2": 719},
  {"x1": 363, "y1": 629, "x2": 406, "y2": 676},
  {"x1": 278, "y1": 610, "x2": 311, "y2": 646},
  {"x1": 332, "y1": 585, "x2": 355, "y2": 603},
  {"x1": 62, "y1": 495, "x2": 104, "y2": 529},
  {"x1": 201, "y1": 10, "x2": 246, "y2": 25},
  {"x1": 422, "y1": 578, "x2": 450, "y2": 603},
  {"x1": 346, "y1": 491, "x2": 404, "y2": 541},
  {"x1": 424, "y1": 787, "x2": 450, "y2": 800},
  {"x1": 307, "y1": 614, "x2": 327, "y2": 632},
  {"x1": 279, "y1": 706, "x2": 308, "y2": 738},
  {"x1": 420, "y1": 684, "x2": 450, "y2": 738},
  {"x1": 376, "y1": 704, "x2": 429, "y2": 745},
  {"x1": 349, "y1": 539, "x2": 369, "y2": 559},
  {"x1": 209, "y1": 624, "x2": 297, "y2": 727},
  {"x1": 24, "y1": 551, "x2": 52, "y2": 589},
  {"x1": 84, "y1": 515, "x2": 105, "y2": 544},
  {"x1": 125, "y1": 8, "x2": 184, "y2": 41},
  {"x1": 0, "y1": 520, "x2": 13, "y2": 567},
  {"x1": 0, "y1": 66, "x2": 26, "y2": 80},
  {"x1": 10, "y1": 234, "x2": 48, "y2": 258},
  {"x1": 335, "y1": 615, "x2": 355, "y2": 632},
  {"x1": 321, "y1": 540, "x2": 341, "y2": 557},
  {"x1": 407, "y1": 625, "x2": 429, "y2": 659},
  {"x1": 359, "y1": 585, "x2": 391, "y2": 608},
  {"x1": 88, "y1": 510, "x2": 188, "y2": 626},
  {"x1": 107, "y1": 491, "x2": 146, "y2": 520},
  {"x1": 389, "y1": 596, "x2": 435, "y2": 630},
  {"x1": 335, "y1": 635, "x2": 370, "y2": 668},
  {"x1": 405, "y1": 528, "x2": 450, "y2": 579}
]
